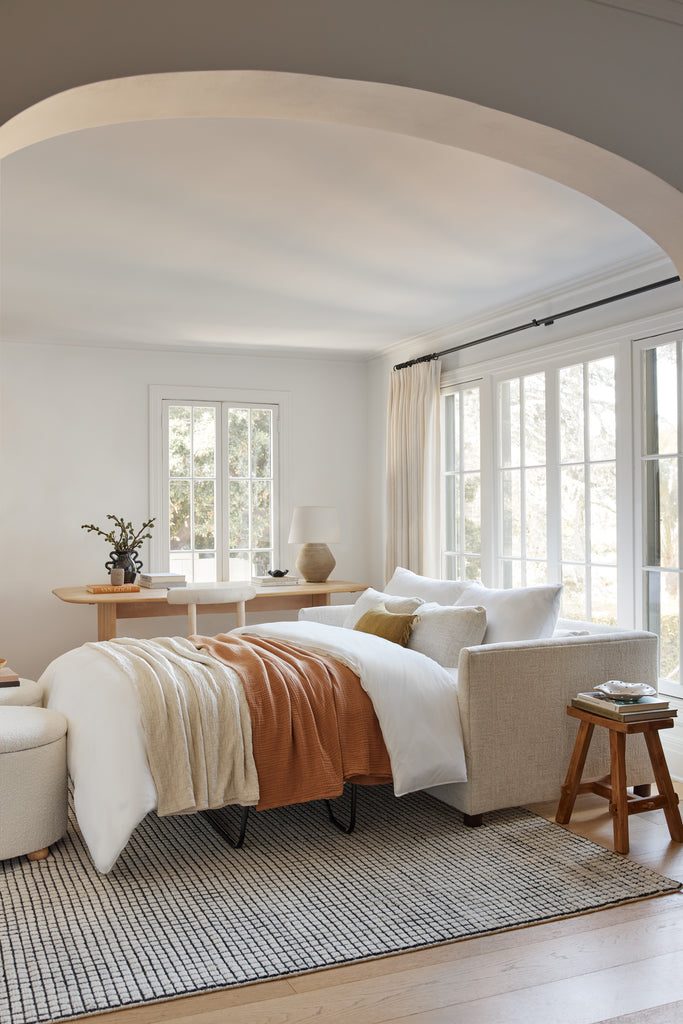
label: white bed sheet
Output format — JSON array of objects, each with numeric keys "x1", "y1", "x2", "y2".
[{"x1": 40, "y1": 621, "x2": 466, "y2": 873}]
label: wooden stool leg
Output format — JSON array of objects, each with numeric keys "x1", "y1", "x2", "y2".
[
  {"x1": 643, "y1": 730, "x2": 683, "y2": 843},
  {"x1": 609, "y1": 729, "x2": 630, "y2": 854},
  {"x1": 556, "y1": 721, "x2": 594, "y2": 824},
  {"x1": 27, "y1": 847, "x2": 50, "y2": 861}
]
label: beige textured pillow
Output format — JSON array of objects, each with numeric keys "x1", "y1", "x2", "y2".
[
  {"x1": 353, "y1": 604, "x2": 418, "y2": 646},
  {"x1": 344, "y1": 587, "x2": 423, "y2": 628},
  {"x1": 407, "y1": 603, "x2": 487, "y2": 666}
]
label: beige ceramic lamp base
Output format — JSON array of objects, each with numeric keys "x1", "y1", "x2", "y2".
[{"x1": 295, "y1": 543, "x2": 336, "y2": 583}]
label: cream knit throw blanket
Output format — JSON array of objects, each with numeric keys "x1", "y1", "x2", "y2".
[{"x1": 90, "y1": 636, "x2": 259, "y2": 815}]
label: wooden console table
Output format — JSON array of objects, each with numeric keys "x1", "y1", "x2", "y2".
[
  {"x1": 556, "y1": 705, "x2": 683, "y2": 854},
  {"x1": 53, "y1": 580, "x2": 367, "y2": 642}
]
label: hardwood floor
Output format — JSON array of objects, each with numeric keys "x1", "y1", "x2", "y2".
[{"x1": 82, "y1": 784, "x2": 683, "y2": 1024}]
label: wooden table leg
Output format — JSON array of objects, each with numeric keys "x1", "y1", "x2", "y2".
[
  {"x1": 97, "y1": 603, "x2": 117, "y2": 641},
  {"x1": 643, "y1": 729, "x2": 683, "y2": 843},
  {"x1": 609, "y1": 729, "x2": 630, "y2": 854},
  {"x1": 556, "y1": 720, "x2": 594, "y2": 824}
]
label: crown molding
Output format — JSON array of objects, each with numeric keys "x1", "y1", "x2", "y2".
[{"x1": 377, "y1": 251, "x2": 678, "y2": 367}]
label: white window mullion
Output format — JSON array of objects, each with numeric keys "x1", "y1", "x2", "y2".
[{"x1": 545, "y1": 368, "x2": 562, "y2": 585}]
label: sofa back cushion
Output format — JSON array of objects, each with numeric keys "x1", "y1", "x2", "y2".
[
  {"x1": 407, "y1": 603, "x2": 487, "y2": 667},
  {"x1": 384, "y1": 567, "x2": 471, "y2": 605},
  {"x1": 344, "y1": 587, "x2": 424, "y2": 628},
  {"x1": 455, "y1": 583, "x2": 562, "y2": 644}
]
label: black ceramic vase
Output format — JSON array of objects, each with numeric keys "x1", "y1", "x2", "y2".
[{"x1": 105, "y1": 549, "x2": 143, "y2": 584}]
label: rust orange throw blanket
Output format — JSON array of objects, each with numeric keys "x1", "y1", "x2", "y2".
[{"x1": 192, "y1": 633, "x2": 392, "y2": 810}]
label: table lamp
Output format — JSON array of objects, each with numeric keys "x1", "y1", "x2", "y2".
[{"x1": 288, "y1": 506, "x2": 341, "y2": 582}]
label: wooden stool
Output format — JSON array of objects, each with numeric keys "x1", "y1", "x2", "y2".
[{"x1": 556, "y1": 706, "x2": 683, "y2": 854}]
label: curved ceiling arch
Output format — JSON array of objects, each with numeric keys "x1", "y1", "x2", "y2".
[{"x1": 2, "y1": 69, "x2": 682, "y2": 280}]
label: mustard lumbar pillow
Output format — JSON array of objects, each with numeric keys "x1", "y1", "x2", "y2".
[{"x1": 353, "y1": 603, "x2": 418, "y2": 647}]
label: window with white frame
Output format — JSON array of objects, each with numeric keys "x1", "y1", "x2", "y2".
[
  {"x1": 150, "y1": 388, "x2": 282, "y2": 583},
  {"x1": 639, "y1": 338, "x2": 682, "y2": 686},
  {"x1": 442, "y1": 386, "x2": 482, "y2": 581},
  {"x1": 442, "y1": 350, "x2": 620, "y2": 624}
]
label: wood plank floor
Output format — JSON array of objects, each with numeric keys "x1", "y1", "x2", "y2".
[{"x1": 80, "y1": 784, "x2": 683, "y2": 1024}]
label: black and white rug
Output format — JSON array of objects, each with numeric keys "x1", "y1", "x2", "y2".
[{"x1": 1, "y1": 785, "x2": 680, "y2": 1024}]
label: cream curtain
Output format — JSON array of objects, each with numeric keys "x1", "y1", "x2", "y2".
[{"x1": 385, "y1": 359, "x2": 442, "y2": 579}]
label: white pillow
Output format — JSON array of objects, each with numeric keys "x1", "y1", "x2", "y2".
[
  {"x1": 344, "y1": 587, "x2": 424, "y2": 628},
  {"x1": 384, "y1": 567, "x2": 472, "y2": 605},
  {"x1": 407, "y1": 603, "x2": 487, "y2": 667},
  {"x1": 454, "y1": 583, "x2": 562, "y2": 644}
]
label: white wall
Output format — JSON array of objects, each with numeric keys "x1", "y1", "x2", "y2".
[{"x1": 0, "y1": 342, "x2": 376, "y2": 679}]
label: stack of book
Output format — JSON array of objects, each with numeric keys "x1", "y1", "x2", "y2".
[
  {"x1": 0, "y1": 663, "x2": 20, "y2": 688},
  {"x1": 251, "y1": 575, "x2": 299, "y2": 586},
  {"x1": 138, "y1": 572, "x2": 187, "y2": 589},
  {"x1": 571, "y1": 690, "x2": 677, "y2": 723}
]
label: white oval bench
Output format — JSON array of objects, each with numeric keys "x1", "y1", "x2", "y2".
[{"x1": 0, "y1": 706, "x2": 68, "y2": 862}]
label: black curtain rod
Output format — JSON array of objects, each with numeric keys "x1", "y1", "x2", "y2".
[{"x1": 393, "y1": 275, "x2": 681, "y2": 371}]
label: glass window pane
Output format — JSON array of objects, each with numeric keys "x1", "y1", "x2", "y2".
[
  {"x1": 444, "y1": 475, "x2": 458, "y2": 552},
  {"x1": 464, "y1": 556, "x2": 480, "y2": 581},
  {"x1": 193, "y1": 480, "x2": 215, "y2": 550},
  {"x1": 251, "y1": 480, "x2": 271, "y2": 549},
  {"x1": 169, "y1": 480, "x2": 191, "y2": 550},
  {"x1": 525, "y1": 561, "x2": 547, "y2": 585},
  {"x1": 590, "y1": 462, "x2": 617, "y2": 563},
  {"x1": 463, "y1": 473, "x2": 480, "y2": 555},
  {"x1": 592, "y1": 566, "x2": 617, "y2": 626},
  {"x1": 252, "y1": 550, "x2": 272, "y2": 578},
  {"x1": 646, "y1": 571, "x2": 679, "y2": 681},
  {"x1": 193, "y1": 406, "x2": 216, "y2": 478},
  {"x1": 500, "y1": 559, "x2": 522, "y2": 588},
  {"x1": 560, "y1": 364, "x2": 584, "y2": 464},
  {"x1": 462, "y1": 389, "x2": 480, "y2": 471},
  {"x1": 194, "y1": 551, "x2": 216, "y2": 583},
  {"x1": 561, "y1": 465, "x2": 585, "y2": 561},
  {"x1": 561, "y1": 564, "x2": 586, "y2": 620},
  {"x1": 169, "y1": 406, "x2": 191, "y2": 477},
  {"x1": 229, "y1": 480, "x2": 249, "y2": 549},
  {"x1": 644, "y1": 343, "x2": 678, "y2": 456},
  {"x1": 645, "y1": 458, "x2": 678, "y2": 569},
  {"x1": 588, "y1": 358, "x2": 616, "y2": 461},
  {"x1": 228, "y1": 550, "x2": 250, "y2": 582},
  {"x1": 228, "y1": 408, "x2": 249, "y2": 478},
  {"x1": 251, "y1": 409, "x2": 272, "y2": 478},
  {"x1": 500, "y1": 379, "x2": 520, "y2": 468},
  {"x1": 501, "y1": 469, "x2": 521, "y2": 557},
  {"x1": 523, "y1": 373, "x2": 546, "y2": 466},
  {"x1": 525, "y1": 467, "x2": 547, "y2": 560},
  {"x1": 169, "y1": 552, "x2": 193, "y2": 578}
]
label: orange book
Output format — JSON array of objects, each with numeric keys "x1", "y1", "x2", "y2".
[{"x1": 86, "y1": 583, "x2": 141, "y2": 594}]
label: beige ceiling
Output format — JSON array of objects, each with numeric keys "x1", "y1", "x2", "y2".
[{"x1": 0, "y1": 115, "x2": 662, "y2": 358}]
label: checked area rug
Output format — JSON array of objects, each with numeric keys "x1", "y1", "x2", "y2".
[{"x1": 1, "y1": 785, "x2": 681, "y2": 1024}]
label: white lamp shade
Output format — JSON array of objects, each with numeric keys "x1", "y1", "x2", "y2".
[{"x1": 288, "y1": 506, "x2": 341, "y2": 544}]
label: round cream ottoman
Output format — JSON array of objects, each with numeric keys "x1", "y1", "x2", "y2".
[
  {"x1": 0, "y1": 678, "x2": 43, "y2": 708},
  {"x1": 0, "y1": 706, "x2": 68, "y2": 862}
]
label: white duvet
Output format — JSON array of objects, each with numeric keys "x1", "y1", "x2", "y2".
[{"x1": 39, "y1": 621, "x2": 466, "y2": 873}]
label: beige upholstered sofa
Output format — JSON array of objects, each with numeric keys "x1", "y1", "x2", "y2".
[{"x1": 300, "y1": 585, "x2": 658, "y2": 823}]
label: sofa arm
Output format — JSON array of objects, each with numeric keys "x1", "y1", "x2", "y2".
[
  {"x1": 429, "y1": 630, "x2": 658, "y2": 817},
  {"x1": 298, "y1": 605, "x2": 352, "y2": 627}
]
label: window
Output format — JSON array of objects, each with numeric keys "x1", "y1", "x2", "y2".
[
  {"x1": 443, "y1": 350, "x2": 620, "y2": 623},
  {"x1": 150, "y1": 387, "x2": 284, "y2": 583},
  {"x1": 640, "y1": 339, "x2": 682, "y2": 685},
  {"x1": 442, "y1": 386, "x2": 482, "y2": 581}
]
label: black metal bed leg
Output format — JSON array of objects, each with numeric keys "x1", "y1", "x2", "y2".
[
  {"x1": 325, "y1": 784, "x2": 358, "y2": 835},
  {"x1": 201, "y1": 805, "x2": 251, "y2": 849}
]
